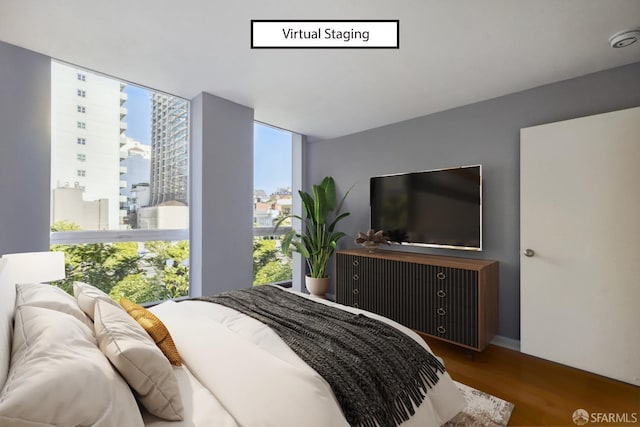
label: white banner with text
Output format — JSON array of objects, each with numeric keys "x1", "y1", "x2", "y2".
[{"x1": 251, "y1": 20, "x2": 399, "y2": 48}]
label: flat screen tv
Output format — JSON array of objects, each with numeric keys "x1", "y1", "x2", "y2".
[{"x1": 370, "y1": 165, "x2": 482, "y2": 251}]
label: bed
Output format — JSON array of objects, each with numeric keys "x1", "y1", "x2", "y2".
[{"x1": 0, "y1": 252, "x2": 465, "y2": 427}]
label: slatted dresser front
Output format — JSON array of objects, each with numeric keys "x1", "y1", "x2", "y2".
[{"x1": 335, "y1": 249, "x2": 498, "y2": 351}]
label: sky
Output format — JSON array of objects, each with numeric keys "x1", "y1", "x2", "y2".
[
  {"x1": 123, "y1": 84, "x2": 292, "y2": 195},
  {"x1": 123, "y1": 85, "x2": 151, "y2": 145},
  {"x1": 253, "y1": 123, "x2": 292, "y2": 195}
]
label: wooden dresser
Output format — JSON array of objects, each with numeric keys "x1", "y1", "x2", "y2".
[{"x1": 335, "y1": 249, "x2": 498, "y2": 351}]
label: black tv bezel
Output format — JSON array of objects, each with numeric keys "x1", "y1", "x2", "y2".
[{"x1": 370, "y1": 164, "x2": 483, "y2": 252}]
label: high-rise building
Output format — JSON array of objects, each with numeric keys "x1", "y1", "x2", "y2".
[
  {"x1": 51, "y1": 61, "x2": 127, "y2": 230},
  {"x1": 119, "y1": 137, "x2": 151, "y2": 228},
  {"x1": 120, "y1": 137, "x2": 151, "y2": 201},
  {"x1": 149, "y1": 94, "x2": 189, "y2": 206}
]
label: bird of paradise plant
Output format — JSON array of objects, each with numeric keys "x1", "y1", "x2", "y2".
[{"x1": 274, "y1": 177, "x2": 352, "y2": 279}]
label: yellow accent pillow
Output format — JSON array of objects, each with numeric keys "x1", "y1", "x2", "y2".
[{"x1": 120, "y1": 298, "x2": 182, "y2": 366}]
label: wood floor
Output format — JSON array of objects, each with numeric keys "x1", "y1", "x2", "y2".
[{"x1": 423, "y1": 338, "x2": 640, "y2": 426}]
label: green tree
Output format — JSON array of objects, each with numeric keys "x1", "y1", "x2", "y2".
[
  {"x1": 254, "y1": 259, "x2": 293, "y2": 285},
  {"x1": 144, "y1": 240, "x2": 189, "y2": 270},
  {"x1": 143, "y1": 240, "x2": 189, "y2": 300},
  {"x1": 253, "y1": 239, "x2": 279, "y2": 278},
  {"x1": 50, "y1": 224, "x2": 191, "y2": 304},
  {"x1": 253, "y1": 238, "x2": 292, "y2": 285},
  {"x1": 51, "y1": 220, "x2": 81, "y2": 232},
  {"x1": 160, "y1": 264, "x2": 189, "y2": 298},
  {"x1": 50, "y1": 221, "x2": 142, "y2": 295},
  {"x1": 109, "y1": 274, "x2": 162, "y2": 303}
]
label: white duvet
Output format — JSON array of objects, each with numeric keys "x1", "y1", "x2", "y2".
[{"x1": 144, "y1": 287, "x2": 466, "y2": 427}]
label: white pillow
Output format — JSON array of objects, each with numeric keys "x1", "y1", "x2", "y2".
[
  {"x1": 0, "y1": 305, "x2": 144, "y2": 427},
  {"x1": 16, "y1": 282, "x2": 94, "y2": 329},
  {"x1": 73, "y1": 281, "x2": 121, "y2": 320},
  {"x1": 94, "y1": 299, "x2": 184, "y2": 421}
]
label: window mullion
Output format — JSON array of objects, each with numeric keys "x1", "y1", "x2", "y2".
[{"x1": 50, "y1": 229, "x2": 189, "y2": 245}]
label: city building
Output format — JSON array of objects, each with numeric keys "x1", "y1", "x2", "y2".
[
  {"x1": 51, "y1": 61, "x2": 127, "y2": 230},
  {"x1": 137, "y1": 202, "x2": 189, "y2": 230},
  {"x1": 149, "y1": 93, "x2": 189, "y2": 206},
  {"x1": 51, "y1": 186, "x2": 109, "y2": 230},
  {"x1": 253, "y1": 189, "x2": 269, "y2": 203},
  {"x1": 271, "y1": 188, "x2": 292, "y2": 217},
  {"x1": 120, "y1": 137, "x2": 151, "y2": 199},
  {"x1": 120, "y1": 137, "x2": 151, "y2": 227},
  {"x1": 253, "y1": 186, "x2": 292, "y2": 236}
]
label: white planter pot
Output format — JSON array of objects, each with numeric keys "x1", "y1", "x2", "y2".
[{"x1": 305, "y1": 276, "x2": 330, "y2": 298}]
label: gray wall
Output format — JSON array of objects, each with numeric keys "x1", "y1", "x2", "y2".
[
  {"x1": 306, "y1": 61, "x2": 640, "y2": 340},
  {"x1": 190, "y1": 92, "x2": 254, "y2": 297},
  {"x1": 0, "y1": 41, "x2": 51, "y2": 255}
]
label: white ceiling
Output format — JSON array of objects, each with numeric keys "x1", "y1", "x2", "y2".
[{"x1": 1, "y1": 0, "x2": 639, "y2": 140}]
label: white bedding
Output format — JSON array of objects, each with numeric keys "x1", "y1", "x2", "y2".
[
  {"x1": 0, "y1": 252, "x2": 465, "y2": 426},
  {"x1": 142, "y1": 364, "x2": 238, "y2": 427},
  {"x1": 147, "y1": 286, "x2": 466, "y2": 427}
]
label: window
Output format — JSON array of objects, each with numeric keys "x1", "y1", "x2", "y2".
[
  {"x1": 253, "y1": 122, "x2": 293, "y2": 286},
  {"x1": 51, "y1": 61, "x2": 190, "y2": 305}
]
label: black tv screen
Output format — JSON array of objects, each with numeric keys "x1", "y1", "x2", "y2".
[{"x1": 370, "y1": 165, "x2": 482, "y2": 251}]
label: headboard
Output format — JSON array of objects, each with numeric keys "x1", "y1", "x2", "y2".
[
  {"x1": 0, "y1": 256, "x2": 17, "y2": 390},
  {"x1": 0, "y1": 251, "x2": 65, "y2": 391}
]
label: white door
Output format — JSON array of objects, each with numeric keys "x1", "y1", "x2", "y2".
[{"x1": 520, "y1": 107, "x2": 640, "y2": 386}]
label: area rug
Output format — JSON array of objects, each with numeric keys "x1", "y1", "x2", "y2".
[{"x1": 444, "y1": 381, "x2": 515, "y2": 427}]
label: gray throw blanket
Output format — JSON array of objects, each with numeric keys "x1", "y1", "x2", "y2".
[{"x1": 192, "y1": 285, "x2": 444, "y2": 427}]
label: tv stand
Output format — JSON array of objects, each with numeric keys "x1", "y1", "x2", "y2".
[{"x1": 335, "y1": 249, "x2": 498, "y2": 351}]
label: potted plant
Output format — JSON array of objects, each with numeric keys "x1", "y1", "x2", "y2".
[{"x1": 274, "y1": 177, "x2": 352, "y2": 297}]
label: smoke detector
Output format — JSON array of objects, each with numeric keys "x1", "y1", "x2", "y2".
[{"x1": 609, "y1": 28, "x2": 640, "y2": 48}]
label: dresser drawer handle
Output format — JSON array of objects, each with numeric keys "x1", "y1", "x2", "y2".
[
  {"x1": 352, "y1": 274, "x2": 359, "y2": 281},
  {"x1": 353, "y1": 289, "x2": 359, "y2": 295},
  {"x1": 437, "y1": 326, "x2": 446, "y2": 334},
  {"x1": 437, "y1": 308, "x2": 446, "y2": 316},
  {"x1": 437, "y1": 272, "x2": 446, "y2": 280},
  {"x1": 437, "y1": 290, "x2": 446, "y2": 298},
  {"x1": 352, "y1": 260, "x2": 359, "y2": 267}
]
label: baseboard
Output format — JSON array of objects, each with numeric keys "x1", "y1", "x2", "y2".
[{"x1": 490, "y1": 335, "x2": 521, "y2": 352}]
